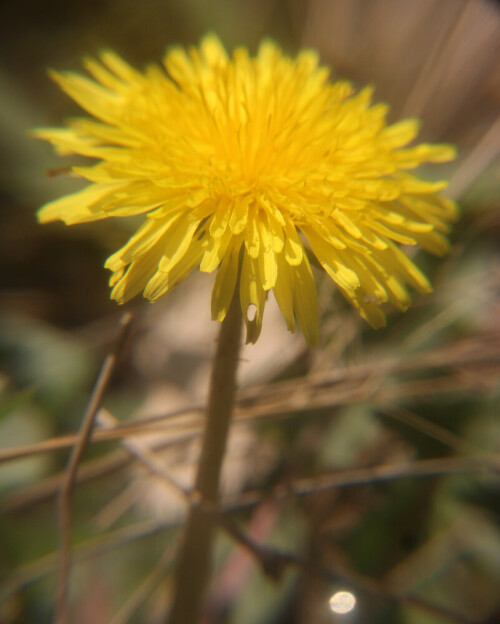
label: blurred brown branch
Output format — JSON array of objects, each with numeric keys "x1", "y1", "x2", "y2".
[
  {"x1": 4, "y1": 400, "x2": 490, "y2": 624},
  {"x1": 216, "y1": 513, "x2": 476, "y2": 624},
  {"x1": 2, "y1": 327, "x2": 499, "y2": 471},
  {"x1": 55, "y1": 312, "x2": 133, "y2": 624}
]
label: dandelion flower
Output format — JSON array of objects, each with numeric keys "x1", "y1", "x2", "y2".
[{"x1": 35, "y1": 35, "x2": 457, "y2": 344}]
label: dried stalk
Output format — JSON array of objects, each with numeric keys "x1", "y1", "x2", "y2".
[
  {"x1": 167, "y1": 291, "x2": 243, "y2": 624},
  {"x1": 55, "y1": 312, "x2": 132, "y2": 624}
]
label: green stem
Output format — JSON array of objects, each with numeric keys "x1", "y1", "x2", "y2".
[{"x1": 167, "y1": 292, "x2": 243, "y2": 624}]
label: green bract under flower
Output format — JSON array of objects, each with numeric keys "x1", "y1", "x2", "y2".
[{"x1": 35, "y1": 34, "x2": 457, "y2": 344}]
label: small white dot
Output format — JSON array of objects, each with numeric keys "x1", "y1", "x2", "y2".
[
  {"x1": 246, "y1": 303, "x2": 257, "y2": 321},
  {"x1": 329, "y1": 591, "x2": 356, "y2": 614}
]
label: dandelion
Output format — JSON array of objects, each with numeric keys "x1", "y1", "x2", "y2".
[{"x1": 35, "y1": 34, "x2": 456, "y2": 344}]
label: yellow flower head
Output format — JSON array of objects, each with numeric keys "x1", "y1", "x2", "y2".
[{"x1": 35, "y1": 35, "x2": 457, "y2": 345}]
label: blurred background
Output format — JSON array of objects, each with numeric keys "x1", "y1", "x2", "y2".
[{"x1": 1, "y1": 0, "x2": 500, "y2": 623}]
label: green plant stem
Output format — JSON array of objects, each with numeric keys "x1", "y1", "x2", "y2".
[{"x1": 167, "y1": 292, "x2": 243, "y2": 624}]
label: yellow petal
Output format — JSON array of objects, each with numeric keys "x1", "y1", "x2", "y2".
[
  {"x1": 158, "y1": 217, "x2": 203, "y2": 273},
  {"x1": 293, "y1": 254, "x2": 318, "y2": 345},
  {"x1": 395, "y1": 143, "x2": 457, "y2": 167},
  {"x1": 111, "y1": 244, "x2": 163, "y2": 303},
  {"x1": 345, "y1": 255, "x2": 389, "y2": 305},
  {"x1": 333, "y1": 209, "x2": 363, "y2": 239},
  {"x1": 304, "y1": 227, "x2": 360, "y2": 292},
  {"x1": 343, "y1": 288, "x2": 387, "y2": 329},
  {"x1": 229, "y1": 196, "x2": 250, "y2": 234},
  {"x1": 211, "y1": 239, "x2": 243, "y2": 322},
  {"x1": 31, "y1": 127, "x2": 103, "y2": 157},
  {"x1": 283, "y1": 219, "x2": 304, "y2": 266},
  {"x1": 49, "y1": 70, "x2": 122, "y2": 124},
  {"x1": 240, "y1": 252, "x2": 266, "y2": 344},
  {"x1": 37, "y1": 183, "x2": 124, "y2": 224},
  {"x1": 258, "y1": 245, "x2": 278, "y2": 291},
  {"x1": 385, "y1": 242, "x2": 432, "y2": 294},
  {"x1": 200, "y1": 227, "x2": 234, "y2": 273},
  {"x1": 144, "y1": 236, "x2": 206, "y2": 301},
  {"x1": 83, "y1": 57, "x2": 126, "y2": 91},
  {"x1": 380, "y1": 119, "x2": 419, "y2": 148},
  {"x1": 209, "y1": 197, "x2": 231, "y2": 237},
  {"x1": 100, "y1": 50, "x2": 145, "y2": 84},
  {"x1": 105, "y1": 213, "x2": 180, "y2": 272},
  {"x1": 200, "y1": 34, "x2": 229, "y2": 67},
  {"x1": 273, "y1": 253, "x2": 296, "y2": 333},
  {"x1": 367, "y1": 220, "x2": 417, "y2": 245},
  {"x1": 244, "y1": 211, "x2": 261, "y2": 258}
]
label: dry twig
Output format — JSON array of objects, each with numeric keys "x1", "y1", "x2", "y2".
[
  {"x1": 93, "y1": 414, "x2": 482, "y2": 624},
  {"x1": 55, "y1": 312, "x2": 133, "y2": 624},
  {"x1": 214, "y1": 513, "x2": 476, "y2": 624},
  {"x1": 2, "y1": 329, "x2": 499, "y2": 470}
]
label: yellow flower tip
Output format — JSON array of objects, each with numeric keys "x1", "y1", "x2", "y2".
[
  {"x1": 97, "y1": 49, "x2": 120, "y2": 64},
  {"x1": 447, "y1": 199, "x2": 460, "y2": 222},
  {"x1": 37, "y1": 195, "x2": 79, "y2": 224},
  {"x1": 406, "y1": 118, "x2": 421, "y2": 132},
  {"x1": 82, "y1": 55, "x2": 97, "y2": 70},
  {"x1": 433, "y1": 143, "x2": 457, "y2": 162},
  {"x1": 35, "y1": 34, "x2": 458, "y2": 344},
  {"x1": 302, "y1": 323, "x2": 319, "y2": 347},
  {"x1": 36, "y1": 205, "x2": 53, "y2": 224},
  {"x1": 200, "y1": 32, "x2": 228, "y2": 62},
  {"x1": 244, "y1": 322, "x2": 261, "y2": 345},
  {"x1": 47, "y1": 68, "x2": 69, "y2": 88},
  {"x1": 257, "y1": 37, "x2": 281, "y2": 58},
  {"x1": 27, "y1": 127, "x2": 44, "y2": 140},
  {"x1": 296, "y1": 48, "x2": 321, "y2": 70},
  {"x1": 111, "y1": 292, "x2": 126, "y2": 306},
  {"x1": 367, "y1": 313, "x2": 387, "y2": 330}
]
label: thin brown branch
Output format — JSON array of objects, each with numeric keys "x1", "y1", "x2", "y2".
[
  {"x1": 213, "y1": 513, "x2": 475, "y2": 624},
  {"x1": 168, "y1": 288, "x2": 243, "y2": 624},
  {"x1": 69, "y1": 416, "x2": 488, "y2": 624},
  {"x1": 4, "y1": 412, "x2": 500, "y2": 517},
  {"x1": 233, "y1": 455, "x2": 499, "y2": 511},
  {"x1": 398, "y1": 0, "x2": 469, "y2": 119},
  {"x1": 0, "y1": 406, "x2": 204, "y2": 465},
  {"x1": 377, "y1": 402, "x2": 486, "y2": 456},
  {"x1": 1, "y1": 329, "x2": 498, "y2": 470},
  {"x1": 4, "y1": 448, "x2": 131, "y2": 513},
  {"x1": 1, "y1": 519, "x2": 177, "y2": 604},
  {"x1": 2, "y1": 329, "x2": 499, "y2": 518},
  {"x1": 55, "y1": 312, "x2": 133, "y2": 624},
  {"x1": 447, "y1": 113, "x2": 500, "y2": 200},
  {"x1": 93, "y1": 407, "x2": 498, "y2": 623},
  {"x1": 4, "y1": 439, "x2": 493, "y2": 622},
  {"x1": 96, "y1": 410, "x2": 190, "y2": 503}
]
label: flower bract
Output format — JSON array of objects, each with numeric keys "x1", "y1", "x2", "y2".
[{"x1": 35, "y1": 35, "x2": 457, "y2": 344}]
